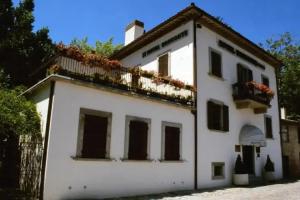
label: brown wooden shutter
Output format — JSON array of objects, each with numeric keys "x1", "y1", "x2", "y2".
[
  {"x1": 262, "y1": 77, "x2": 269, "y2": 87},
  {"x1": 158, "y1": 54, "x2": 169, "y2": 76},
  {"x1": 211, "y1": 51, "x2": 222, "y2": 77},
  {"x1": 223, "y1": 105, "x2": 229, "y2": 131},
  {"x1": 82, "y1": 115, "x2": 108, "y2": 158},
  {"x1": 128, "y1": 120, "x2": 148, "y2": 160},
  {"x1": 207, "y1": 101, "x2": 214, "y2": 129},
  {"x1": 237, "y1": 64, "x2": 243, "y2": 83},
  {"x1": 164, "y1": 126, "x2": 180, "y2": 160},
  {"x1": 247, "y1": 69, "x2": 253, "y2": 82},
  {"x1": 265, "y1": 117, "x2": 273, "y2": 138}
]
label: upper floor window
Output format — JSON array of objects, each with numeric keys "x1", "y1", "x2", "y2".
[
  {"x1": 281, "y1": 125, "x2": 289, "y2": 143},
  {"x1": 237, "y1": 64, "x2": 253, "y2": 83},
  {"x1": 77, "y1": 109, "x2": 112, "y2": 159},
  {"x1": 265, "y1": 115, "x2": 273, "y2": 139},
  {"x1": 162, "y1": 122, "x2": 181, "y2": 161},
  {"x1": 158, "y1": 53, "x2": 169, "y2": 77},
  {"x1": 207, "y1": 100, "x2": 229, "y2": 132},
  {"x1": 125, "y1": 116, "x2": 150, "y2": 160},
  {"x1": 262, "y1": 75, "x2": 270, "y2": 87},
  {"x1": 209, "y1": 48, "x2": 222, "y2": 78}
]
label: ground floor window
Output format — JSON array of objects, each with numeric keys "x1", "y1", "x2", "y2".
[
  {"x1": 212, "y1": 162, "x2": 225, "y2": 179},
  {"x1": 77, "y1": 108, "x2": 112, "y2": 159},
  {"x1": 161, "y1": 122, "x2": 182, "y2": 161},
  {"x1": 125, "y1": 116, "x2": 150, "y2": 160}
]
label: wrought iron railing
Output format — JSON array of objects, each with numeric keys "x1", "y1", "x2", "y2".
[
  {"x1": 49, "y1": 56, "x2": 195, "y2": 106},
  {"x1": 232, "y1": 82, "x2": 271, "y2": 106}
]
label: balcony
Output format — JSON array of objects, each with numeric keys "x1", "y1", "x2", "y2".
[
  {"x1": 48, "y1": 56, "x2": 195, "y2": 107},
  {"x1": 232, "y1": 82, "x2": 273, "y2": 114}
]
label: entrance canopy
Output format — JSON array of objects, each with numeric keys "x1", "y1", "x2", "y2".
[{"x1": 239, "y1": 125, "x2": 266, "y2": 147}]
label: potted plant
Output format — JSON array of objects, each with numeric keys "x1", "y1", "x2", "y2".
[
  {"x1": 233, "y1": 154, "x2": 249, "y2": 185},
  {"x1": 264, "y1": 155, "x2": 275, "y2": 182}
]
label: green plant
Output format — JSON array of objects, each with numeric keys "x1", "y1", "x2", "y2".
[
  {"x1": 264, "y1": 155, "x2": 275, "y2": 172},
  {"x1": 234, "y1": 154, "x2": 247, "y2": 174}
]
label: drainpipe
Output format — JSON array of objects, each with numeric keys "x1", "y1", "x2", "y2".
[
  {"x1": 275, "y1": 66, "x2": 284, "y2": 178},
  {"x1": 192, "y1": 19, "x2": 198, "y2": 190},
  {"x1": 39, "y1": 81, "x2": 55, "y2": 200}
]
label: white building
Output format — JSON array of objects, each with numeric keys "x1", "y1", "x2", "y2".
[{"x1": 25, "y1": 3, "x2": 283, "y2": 199}]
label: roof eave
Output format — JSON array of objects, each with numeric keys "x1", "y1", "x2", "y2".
[{"x1": 111, "y1": 4, "x2": 282, "y2": 68}]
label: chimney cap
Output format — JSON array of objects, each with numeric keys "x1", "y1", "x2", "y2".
[{"x1": 125, "y1": 20, "x2": 144, "y2": 31}]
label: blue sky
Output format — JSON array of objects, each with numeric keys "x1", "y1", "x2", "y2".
[{"x1": 13, "y1": 0, "x2": 300, "y2": 46}]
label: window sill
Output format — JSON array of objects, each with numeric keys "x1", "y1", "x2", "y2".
[
  {"x1": 71, "y1": 156, "x2": 115, "y2": 161},
  {"x1": 120, "y1": 158, "x2": 154, "y2": 162},
  {"x1": 208, "y1": 73, "x2": 225, "y2": 81},
  {"x1": 212, "y1": 176, "x2": 225, "y2": 180},
  {"x1": 159, "y1": 159, "x2": 185, "y2": 163},
  {"x1": 208, "y1": 128, "x2": 228, "y2": 133}
]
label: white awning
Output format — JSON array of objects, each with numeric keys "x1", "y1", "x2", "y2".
[{"x1": 239, "y1": 125, "x2": 266, "y2": 147}]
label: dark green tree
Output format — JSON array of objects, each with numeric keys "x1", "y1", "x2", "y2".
[
  {"x1": 0, "y1": 0, "x2": 55, "y2": 86},
  {"x1": 70, "y1": 37, "x2": 123, "y2": 57},
  {"x1": 262, "y1": 32, "x2": 300, "y2": 120}
]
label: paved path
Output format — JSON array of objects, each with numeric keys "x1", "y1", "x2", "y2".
[{"x1": 118, "y1": 180, "x2": 300, "y2": 200}]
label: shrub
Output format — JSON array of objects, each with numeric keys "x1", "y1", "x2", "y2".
[
  {"x1": 264, "y1": 155, "x2": 275, "y2": 172},
  {"x1": 234, "y1": 154, "x2": 247, "y2": 174}
]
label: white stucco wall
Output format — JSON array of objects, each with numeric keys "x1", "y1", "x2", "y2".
[
  {"x1": 121, "y1": 21, "x2": 194, "y2": 85},
  {"x1": 43, "y1": 80, "x2": 194, "y2": 199},
  {"x1": 125, "y1": 25, "x2": 144, "y2": 45},
  {"x1": 31, "y1": 85, "x2": 51, "y2": 139},
  {"x1": 195, "y1": 26, "x2": 282, "y2": 188}
]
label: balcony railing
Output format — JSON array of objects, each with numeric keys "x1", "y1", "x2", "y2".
[
  {"x1": 48, "y1": 56, "x2": 195, "y2": 106},
  {"x1": 232, "y1": 82, "x2": 272, "y2": 113}
]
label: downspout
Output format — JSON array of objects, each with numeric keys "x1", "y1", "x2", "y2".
[
  {"x1": 192, "y1": 19, "x2": 198, "y2": 190},
  {"x1": 39, "y1": 81, "x2": 55, "y2": 200},
  {"x1": 275, "y1": 66, "x2": 284, "y2": 178}
]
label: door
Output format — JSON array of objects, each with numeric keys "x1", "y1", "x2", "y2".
[
  {"x1": 282, "y1": 156, "x2": 290, "y2": 178},
  {"x1": 242, "y1": 145, "x2": 254, "y2": 174}
]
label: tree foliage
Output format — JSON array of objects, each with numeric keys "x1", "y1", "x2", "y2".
[
  {"x1": 0, "y1": 69, "x2": 41, "y2": 139},
  {"x1": 262, "y1": 32, "x2": 300, "y2": 120},
  {"x1": 70, "y1": 37, "x2": 123, "y2": 57},
  {"x1": 0, "y1": 0, "x2": 55, "y2": 86}
]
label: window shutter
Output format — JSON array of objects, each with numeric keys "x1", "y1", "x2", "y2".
[
  {"x1": 207, "y1": 101, "x2": 214, "y2": 129},
  {"x1": 211, "y1": 51, "x2": 222, "y2": 77},
  {"x1": 158, "y1": 54, "x2": 169, "y2": 76},
  {"x1": 82, "y1": 115, "x2": 108, "y2": 158},
  {"x1": 237, "y1": 64, "x2": 243, "y2": 83},
  {"x1": 128, "y1": 120, "x2": 148, "y2": 160},
  {"x1": 247, "y1": 69, "x2": 253, "y2": 82},
  {"x1": 265, "y1": 117, "x2": 273, "y2": 138},
  {"x1": 223, "y1": 105, "x2": 229, "y2": 131},
  {"x1": 165, "y1": 126, "x2": 180, "y2": 160}
]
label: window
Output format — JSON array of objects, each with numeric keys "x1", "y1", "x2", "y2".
[
  {"x1": 212, "y1": 162, "x2": 225, "y2": 179},
  {"x1": 235, "y1": 145, "x2": 241, "y2": 152},
  {"x1": 158, "y1": 53, "x2": 169, "y2": 76},
  {"x1": 265, "y1": 116, "x2": 273, "y2": 139},
  {"x1": 77, "y1": 109, "x2": 112, "y2": 159},
  {"x1": 237, "y1": 64, "x2": 253, "y2": 83},
  {"x1": 207, "y1": 100, "x2": 229, "y2": 132},
  {"x1": 125, "y1": 116, "x2": 150, "y2": 160},
  {"x1": 281, "y1": 125, "x2": 289, "y2": 143},
  {"x1": 162, "y1": 122, "x2": 181, "y2": 161},
  {"x1": 209, "y1": 48, "x2": 222, "y2": 78},
  {"x1": 262, "y1": 75, "x2": 270, "y2": 87}
]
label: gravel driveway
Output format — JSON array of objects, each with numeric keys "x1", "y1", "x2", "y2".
[{"x1": 116, "y1": 180, "x2": 300, "y2": 200}]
